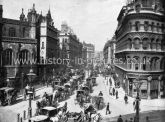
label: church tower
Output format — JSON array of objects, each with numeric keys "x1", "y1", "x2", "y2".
[{"x1": 27, "y1": 4, "x2": 37, "y2": 39}]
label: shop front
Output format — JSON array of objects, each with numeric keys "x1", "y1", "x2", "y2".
[{"x1": 150, "y1": 79, "x2": 158, "y2": 99}]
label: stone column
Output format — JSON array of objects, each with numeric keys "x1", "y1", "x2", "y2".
[
  {"x1": 147, "y1": 76, "x2": 152, "y2": 99},
  {"x1": 158, "y1": 75, "x2": 162, "y2": 99}
]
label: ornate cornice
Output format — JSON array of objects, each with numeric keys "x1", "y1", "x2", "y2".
[{"x1": 2, "y1": 36, "x2": 37, "y2": 44}]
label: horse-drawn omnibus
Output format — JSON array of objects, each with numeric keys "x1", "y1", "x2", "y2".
[{"x1": 0, "y1": 87, "x2": 18, "y2": 105}]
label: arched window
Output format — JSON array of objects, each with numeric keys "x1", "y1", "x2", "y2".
[
  {"x1": 128, "y1": 38, "x2": 132, "y2": 49},
  {"x1": 134, "y1": 38, "x2": 140, "y2": 49},
  {"x1": 135, "y1": 21, "x2": 140, "y2": 31},
  {"x1": 142, "y1": 38, "x2": 148, "y2": 50},
  {"x1": 133, "y1": 56, "x2": 140, "y2": 70},
  {"x1": 150, "y1": 57, "x2": 160, "y2": 70},
  {"x1": 151, "y1": 22, "x2": 154, "y2": 32},
  {"x1": 144, "y1": 21, "x2": 149, "y2": 31},
  {"x1": 4, "y1": 49, "x2": 13, "y2": 65},
  {"x1": 142, "y1": 56, "x2": 146, "y2": 70},
  {"x1": 9, "y1": 27, "x2": 16, "y2": 37},
  {"x1": 150, "y1": 38, "x2": 154, "y2": 50},
  {"x1": 20, "y1": 50, "x2": 29, "y2": 63}
]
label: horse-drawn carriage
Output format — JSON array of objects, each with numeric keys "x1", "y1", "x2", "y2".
[
  {"x1": 52, "y1": 80, "x2": 61, "y2": 91},
  {"x1": 91, "y1": 77, "x2": 97, "y2": 86},
  {"x1": 0, "y1": 87, "x2": 18, "y2": 106},
  {"x1": 92, "y1": 95, "x2": 104, "y2": 110}
]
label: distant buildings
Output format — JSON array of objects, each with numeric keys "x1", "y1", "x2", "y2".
[
  {"x1": 103, "y1": 36, "x2": 116, "y2": 67},
  {"x1": 83, "y1": 42, "x2": 95, "y2": 67},
  {"x1": 59, "y1": 22, "x2": 83, "y2": 68},
  {"x1": 115, "y1": 0, "x2": 165, "y2": 99}
]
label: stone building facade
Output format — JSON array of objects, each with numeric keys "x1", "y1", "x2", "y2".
[
  {"x1": 59, "y1": 22, "x2": 83, "y2": 68},
  {"x1": 115, "y1": 0, "x2": 165, "y2": 99},
  {"x1": 83, "y1": 42, "x2": 95, "y2": 67},
  {"x1": 103, "y1": 36, "x2": 116, "y2": 67},
  {"x1": 0, "y1": 4, "x2": 59, "y2": 88}
]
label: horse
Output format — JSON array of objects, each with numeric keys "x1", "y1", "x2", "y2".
[
  {"x1": 52, "y1": 90, "x2": 61, "y2": 102},
  {"x1": 91, "y1": 113, "x2": 102, "y2": 122}
]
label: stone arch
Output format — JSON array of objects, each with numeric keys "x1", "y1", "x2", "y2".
[{"x1": 133, "y1": 37, "x2": 140, "y2": 49}]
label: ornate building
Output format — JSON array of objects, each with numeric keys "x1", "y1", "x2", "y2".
[
  {"x1": 115, "y1": 0, "x2": 165, "y2": 99},
  {"x1": 0, "y1": 4, "x2": 59, "y2": 88},
  {"x1": 59, "y1": 22, "x2": 83, "y2": 68}
]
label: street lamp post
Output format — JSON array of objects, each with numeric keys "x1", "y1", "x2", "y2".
[
  {"x1": 133, "y1": 75, "x2": 143, "y2": 122},
  {"x1": 147, "y1": 76, "x2": 152, "y2": 100},
  {"x1": 27, "y1": 68, "x2": 36, "y2": 121}
]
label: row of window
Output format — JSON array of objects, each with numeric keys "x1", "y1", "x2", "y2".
[
  {"x1": 2, "y1": 49, "x2": 35, "y2": 65},
  {"x1": 126, "y1": 56, "x2": 164, "y2": 71},
  {"x1": 129, "y1": 21, "x2": 164, "y2": 32},
  {"x1": 127, "y1": 38, "x2": 164, "y2": 50},
  {"x1": 3, "y1": 27, "x2": 27, "y2": 37}
]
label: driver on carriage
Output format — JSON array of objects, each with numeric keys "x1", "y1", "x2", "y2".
[
  {"x1": 42, "y1": 92, "x2": 48, "y2": 100},
  {"x1": 98, "y1": 91, "x2": 103, "y2": 96}
]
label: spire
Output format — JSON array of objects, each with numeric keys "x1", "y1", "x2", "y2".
[
  {"x1": 20, "y1": 8, "x2": 25, "y2": 21},
  {"x1": 31, "y1": 3, "x2": 36, "y2": 13}
]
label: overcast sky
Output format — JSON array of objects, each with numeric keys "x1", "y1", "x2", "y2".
[{"x1": 1, "y1": 0, "x2": 125, "y2": 51}]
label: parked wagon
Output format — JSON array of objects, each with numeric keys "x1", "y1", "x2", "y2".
[{"x1": 0, "y1": 87, "x2": 18, "y2": 106}]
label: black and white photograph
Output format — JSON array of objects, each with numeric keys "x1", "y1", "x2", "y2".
[{"x1": 0, "y1": 0, "x2": 165, "y2": 122}]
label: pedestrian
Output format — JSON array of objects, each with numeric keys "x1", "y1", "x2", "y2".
[
  {"x1": 98, "y1": 91, "x2": 103, "y2": 96},
  {"x1": 124, "y1": 94, "x2": 128, "y2": 104},
  {"x1": 106, "y1": 102, "x2": 111, "y2": 115},
  {"x1": 113, "y1": 88, "x2": 115, "y2": 96},
  {"x1": 117, "y1": 115, "x2": 123, "y2": 122},
  {"x1": 116, "y1": 90, "x2": 118, "y2": 99}
]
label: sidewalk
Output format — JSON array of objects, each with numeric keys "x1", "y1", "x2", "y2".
[
  {"x1": 105, "y1": 76, "x2": 165, "y2": 111},
  {"x1": 102, "y1": 76, "x2": 165, "y2": 120}
]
